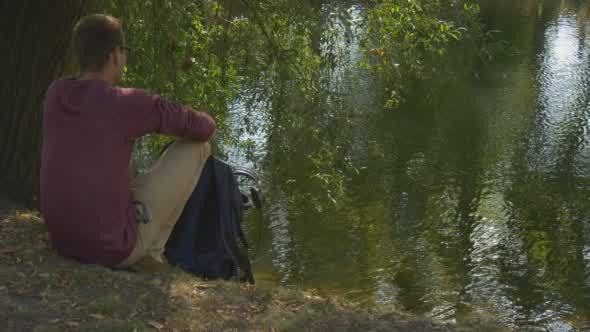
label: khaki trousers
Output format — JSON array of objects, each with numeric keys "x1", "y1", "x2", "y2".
[{"x1": 118, "y1": 139, "x2": 210, "y2": 266}]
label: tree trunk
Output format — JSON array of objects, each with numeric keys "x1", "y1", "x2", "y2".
[{"x1": 0, "y1": 1, "x2": 95, "y2": 206}]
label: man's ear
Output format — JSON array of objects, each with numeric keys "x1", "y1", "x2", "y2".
[{"x1": 111, "y1": 50, "x2": 120, "y2": 66}]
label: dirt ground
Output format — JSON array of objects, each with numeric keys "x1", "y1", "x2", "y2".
[{"x1": 0, "y1": 204, "x2": 505, "y2": 331}]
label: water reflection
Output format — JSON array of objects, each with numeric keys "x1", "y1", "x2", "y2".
[
  {"x1": 137, "y1": 1, "x2": 590, "y2": 330},
  {"x1": 236, "y1": 1, "x2": 590, "y2": 330}
]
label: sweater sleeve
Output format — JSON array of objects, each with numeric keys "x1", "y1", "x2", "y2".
[{"x1": 114, "y1": 87, "x2": 216, "y2": 141}]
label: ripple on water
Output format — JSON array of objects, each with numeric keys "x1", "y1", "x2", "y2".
[{"x1": 233, "y1": 3, "x2": 590, "y2": 330}]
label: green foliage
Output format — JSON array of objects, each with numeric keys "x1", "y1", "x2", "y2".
[
  {"x1": 361, "y1": 0, "x2": 486, "y2": 108},
  {"x1": 100, "y1": 0, "x2": 322, "y2": 165},
  {"x1": 104, "y1": 0, "x2": 232, "y2": 113},
  {"x1": 97, "y1": 0, "x2": 494, "y2": 202}
]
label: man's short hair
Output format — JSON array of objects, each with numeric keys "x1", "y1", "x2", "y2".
[{"x1": 72, "y1": 14, "x2": 125, "y2": 72}]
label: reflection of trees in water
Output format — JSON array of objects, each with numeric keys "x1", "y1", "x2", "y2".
[
  {"x1": 379, "y1": 89, "x2": 488, "y2": 317},
  {"x1": 259, "y1": 28, "x2": 377, "y2": 294},
  {"x1": 236, "y1": 0, "x2": 590, "y2": 328},
  {"x1": 480, "y1": 0, "x2": 562, "y2": 20},
  {"x1": 500, "y1": 2, "x2": 590, "y2": 326}
]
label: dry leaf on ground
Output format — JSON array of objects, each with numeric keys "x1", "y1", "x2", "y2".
[
  {"x1": 89, "y1": 313, "x2": 105, "y2": 320},
  {"x1": 147, "y1": 320, "x2": 164, "y2": 330}
]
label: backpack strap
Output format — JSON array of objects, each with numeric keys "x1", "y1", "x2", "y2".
[{"x1": 214, "y1": 158, "x2": 256, "y2": 284}]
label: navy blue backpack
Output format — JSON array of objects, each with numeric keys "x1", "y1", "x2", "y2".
[{"x1": 164, "y1": 156, "x2": 261, "y2": 284}]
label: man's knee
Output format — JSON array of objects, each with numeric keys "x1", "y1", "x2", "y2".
[
  {"x1": 172, "y1": 139, "x2": 211, "y2": 159},
  {"x1": 191, "y1": 141, "x2": 211, "y2": 159}
]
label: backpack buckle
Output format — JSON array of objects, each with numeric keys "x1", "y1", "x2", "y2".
[{"x1": 132, "y1": 200, "x2": 151, "y2": 224}]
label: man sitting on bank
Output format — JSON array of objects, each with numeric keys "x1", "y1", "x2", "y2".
[{"x1": 41, "y1": 14, "x2": 215, "y2": 269}]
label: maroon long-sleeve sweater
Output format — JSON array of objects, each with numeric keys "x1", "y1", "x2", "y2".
[{"x1": 40, "y1": 78, "x2": 216, "y2": 266}]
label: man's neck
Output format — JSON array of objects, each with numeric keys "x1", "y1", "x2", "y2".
[{"x1": 78, "y1": 71, "x2": 115, "y2": 86}]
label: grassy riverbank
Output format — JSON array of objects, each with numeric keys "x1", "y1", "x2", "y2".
[{"x1": 0, "y1": 204, "x2": 504, "y2": 331}]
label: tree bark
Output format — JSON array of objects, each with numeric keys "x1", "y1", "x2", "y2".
[{"x1": 0, "y1": 1, "x2": 96, "y2": 206}]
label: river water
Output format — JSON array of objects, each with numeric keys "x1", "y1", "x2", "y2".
[{"x1": 162, "y1": 1, "x2": 590, "y2": 330}]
